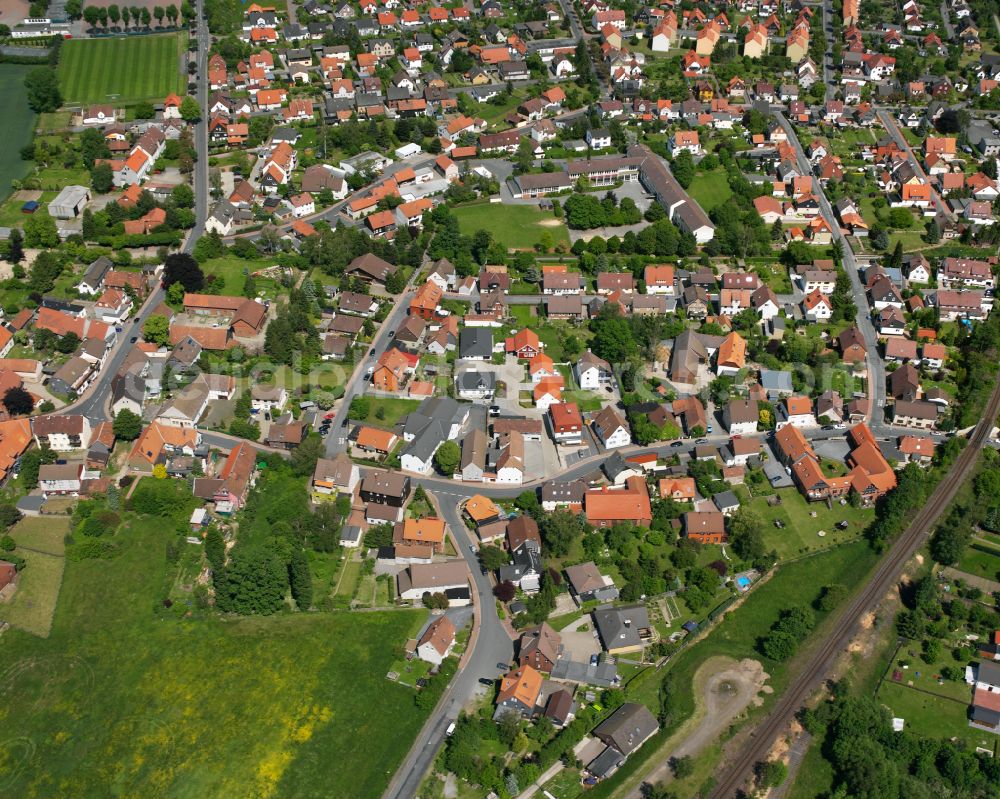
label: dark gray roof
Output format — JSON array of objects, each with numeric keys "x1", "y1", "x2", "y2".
[
  {"x1": 592, "y1": 702, "x2": 659, "y2": 755},
  {"x1": 541, "y1": 480, "x2": 585, "y2": 503},
  {"x1": 456, "y1": 371, "x2": 496, "y2": 392},
  {"x1": 978, "y1": 659, "x2": 1000, "y2": 686},
  {"x1": 587, "y1": 746, "x2": 625, "y2": 778},
  {"x1": 593, "y1": 605, "x2": 650, "y2": 652},
  {"x1": 550, "y1": 657, "x2": 618, "y2": 686},
  {"x1": 459, "y1": 327, "x2": 493, "y2": 359},
  {"x1": 82, "y1": 256, "x2": 112, "y2": 287}
]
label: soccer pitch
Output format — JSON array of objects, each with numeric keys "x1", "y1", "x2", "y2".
[{"x1": 58, "y1": 33, "x2": 187, "y2": 105}]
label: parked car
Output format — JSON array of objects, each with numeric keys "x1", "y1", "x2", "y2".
[
  {"x1": 670, "y1": 441, "x2": 684, "y2": 448},
  {"x1": 478, "y1": 677, "x2": 494, "y2": 686}
]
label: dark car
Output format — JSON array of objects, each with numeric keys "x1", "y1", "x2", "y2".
[
  {"x1": 388, "y1": 330, "x2": 395, "y2": 338},
  {"x1": 130, "y1": 336, "x2": 138, "y2": 343},
  {"x1": 496, "y1": 662, "x2": 508, "y2": 670},
  {"x1": 478, "y1": 677, "x2": 494, "y2": 686},
  {"x1": 696, "y1": 438, "x2": 709, "y2": 444},
  {"x1": 670, "y1": 441, "x2": 684, "y2": 448}
]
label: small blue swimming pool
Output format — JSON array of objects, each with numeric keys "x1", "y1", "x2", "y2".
[{"x1": 736, "y1": 576, "x2": 751, "y2": 589}]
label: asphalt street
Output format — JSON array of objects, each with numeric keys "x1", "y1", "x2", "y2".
[
  {"x1": 383, "y1": 494, "x2": 515, "y2": 799},
  {"x1": 774, "y1": 113, "x2": 887, "y2": 431},
  {"x1": 63, "y1": 1, "x2": 210, "y2": 426}
]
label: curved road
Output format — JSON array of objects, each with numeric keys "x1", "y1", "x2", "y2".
[
  {"x1": 382, "y1": 493, "x2": 515, "y2": 799},
  {"x1": 707, "y1": 375, "x2": 1000, "y2": 798}
]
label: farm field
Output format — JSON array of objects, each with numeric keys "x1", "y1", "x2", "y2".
[
  {"x1": 452, "y1": 202, "x2": 570, "y2": 251},
  {"x1": 0, "y1": 65, "x2": 39, "y2": 202},
  {"x1": 58, "y1": 33, "x2": 187, "y2": 105},
  {"x1": 0, "y1": 517, "x2": 432, "y2": 798}
]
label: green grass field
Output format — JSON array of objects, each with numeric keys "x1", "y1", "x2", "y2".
[
  {"x1": 352, "y1": 397, "x2": 421, "y2": 427},
  {"x1": 58, "y1": 33, "x2": 188, "y2": 105},
  {"x1": 748, "y1": 487, "x2": 874, "y2": 560},
  {"x1": 0, "y1": 65, "x2": 39, "y2": 202},
  {"x1": 578, "y1": 541, "x2": 879, "y2": 799},
  {"x1": 957, "y1": 541, "x2": 1000, "y2": 581},
  {"x1": 452, "y1": 202, "x2": 570, "y2": 251},
  {"x1": 876, "y1": 682, "x2": 992, "y2": 749},
  {"x1": 0, "y1": 517, "x2": 433, "y2": 797},
  {"x1": 686, "y1": 168, "x2": 732, "y2": 212},
  {"x1": 0, "y1": 517, "x2": 70, "y2": 637}
]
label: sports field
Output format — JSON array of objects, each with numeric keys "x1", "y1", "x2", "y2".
[{"x1": 58, "y1": 33, "x2": 187, "y2": 105}]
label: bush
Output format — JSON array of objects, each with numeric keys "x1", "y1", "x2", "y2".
[
  {"x1": 0, "y1": 535, "x2": 15, "y2": 552},
  {"x1": 67, "y1": 539, "x2": 120, "y2": 561}
]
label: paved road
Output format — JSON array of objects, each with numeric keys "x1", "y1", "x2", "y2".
[
  {"x1": 64, "y1": 4, "x2": 210, "y2": 426},
  {"x1": 774, "y1": 113, "x2": 886, "y2": 430},
  {"x1": 382, "y1": 490, "x2": 514, "y2": 799},
  {"x1": 323, "y1": 282, "x2": 420, "y2": 458},
  {"x1": 707, "y1": 374, "x2": 1000, "y2": 797},
  {"x1": 877, "y1": 108, "x2": 955, "y2": 222},
  {"x1": 940, "y1": 2, "x2": 956, "y2": 38},
  {"x1": 822, "y1": 0, "x2": 835, "y2": 100}
]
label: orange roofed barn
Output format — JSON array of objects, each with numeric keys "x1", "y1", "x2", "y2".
[{"x1": 585, "y1": 476, "x2": 652, "y2": 528}]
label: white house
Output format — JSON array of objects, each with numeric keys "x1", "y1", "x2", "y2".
[
  {"x1": 416, "y1": 616, "x2": 456, "y2": 665},
  {"x1": 289, "y1": 192, "x2": 315, "y2": 218},
  {"x1": 778, "y1": 396, "x2": 818, "y2": 429},
  {"x1": 250, "y1": 386, "x2": 288, "y2": 413},
  {"x1": 38, "y1": 463, "x2": 84, "y2": 497},
  {"x1": 575, "y1": 351, "x2": 613, "y2": 390},
  {"x1": 592, "y1": 406, "x2": 632, "y2": 449},
  {"x1": 455, "y1": 371, "x2": 496, "y2": 401},
  {"x1": 802, "y1": 289, "x2": 833, "y2": 322}
]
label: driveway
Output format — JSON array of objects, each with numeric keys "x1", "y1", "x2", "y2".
[{"x1": 560, "y1": 617, "x2": 602, "y2": 661}]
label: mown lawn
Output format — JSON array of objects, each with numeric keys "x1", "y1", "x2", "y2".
[
  {"x1": 956, "y1": 541, "x2": 1000, "y2": 581},
  {"x1": 0, "y1": 65, "x2": 37, "y2": 203},
  {"x1": 58, "y1": 33, "x2": 188, "y2": 105},
  {"x1": 202, "y1": 256, "x2": 253, "y2": 295},
  {"x1": 877, "y1": 682, "x2": 992, "y2": 749},
  {"x1": 452, "y1": 202, "x2": 570, "y2": 251},
  {"x1": 746, "y1": 487, "x2": 874, "y2": 560},
  {"x1": 0, "y1": 518, "x2": 69, "y2": 638},
  {"x1": 686, "y1": 168, "x2": 732, "y2": 212},
  {"x1": 0, "y1": 517, "x2": 432, "y2": 798},
  {"x1": 352, "y1": 397, "x2": 421, "y2": 427}
]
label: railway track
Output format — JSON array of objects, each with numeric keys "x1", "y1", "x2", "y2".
[{"x1": 707, "y1": 379, "x2": 1000, "y2": 798}]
